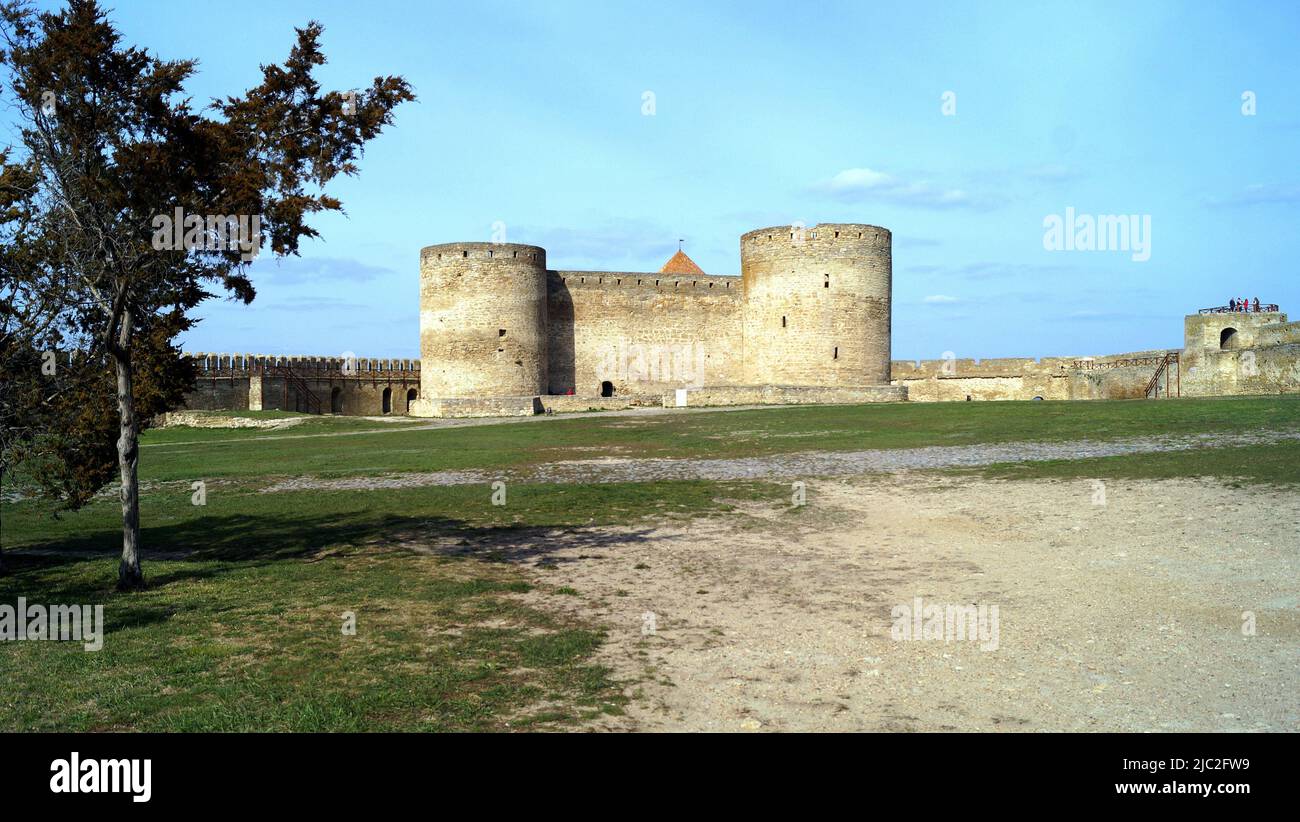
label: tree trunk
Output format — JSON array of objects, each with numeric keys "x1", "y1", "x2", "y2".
[
  {"x1": 1, "y1": 470, "x2": 8, "y2": 576},
  {"x1": 0, "y1": 543, "x2": 7, "y2": 576},
  {"x1": 113, "y1": 312, "x2": 143, "y2": 591}
]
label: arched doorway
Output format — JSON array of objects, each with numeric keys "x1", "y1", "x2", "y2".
[
  {"x1": 382, "y1": 386, "x2": 392, "y2": 414},
  {"x1": 405, "y1": 388, "x2": 417, "y2": 413},
  {"x1": 1220, "y1": 327, "x2": 1238, "y2": 349},
  {"x1": 600, "y1": 381, "x2": 614, "y2": 398},
  {"x1": 330, "y1": 386, "x2": 343, "y2": 414}
]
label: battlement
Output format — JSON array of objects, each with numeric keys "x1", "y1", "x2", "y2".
[
  {"x1": 740, "y1": 223, "x2": 891, "y2": 249},
  {"x1": 186, "y1": 352, "x2": 420, "y2": 377},
  {"x1": 419, "y1": 242, "x2": 546, "y2": 264},
  {"x1": 550, "y1": 270, "x2": 740, "y2": 292},
  {"x1": 892, "y1": 357, "x2": 1060, "y2": 379}
]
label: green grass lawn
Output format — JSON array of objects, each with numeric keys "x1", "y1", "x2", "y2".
[
  {"x1": 2, "y1": 395, "x2": 1298, "y2": 731},
  {"x1": 976, "y1": 438, "x2": 1300, "y2": 486},
  {"x1": 0, "y1": 548, "x2": 625, "y2": 731},
  {"x1": 110, "y1": 394, "x2": 1300, "y2": 484},
  {"x1": 1, "y1": 473, "x2": 773, "y2": 731}
]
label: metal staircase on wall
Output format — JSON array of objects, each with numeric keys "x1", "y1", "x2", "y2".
[
  {"x1": 1144, "y1": 352, "x2": 1180, "y2": 399},
  {"x1": 269, "y1": 363, "x2": 323, "y2": 414}
]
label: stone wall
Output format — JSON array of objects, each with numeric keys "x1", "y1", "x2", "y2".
[
  {"x1": 1184, "y1": 345, "x2": 1300, "y2": 396},
  {"x1": 1250, "y1": 319, "x2": 1300, "y2": 348},
  {"x1": 891, "y1": 351, "x2": 1174, "y2": 402},
  {"x1": 1069, "y1": 363, "x2": 1163, "y2": 401},
  {"x1": 182, "y1": 353, "x2": 420, "y2": 415},
  {"x1": 185, "y1": 375, "x2": 250, "y2": 411},
  {"x1": 547, "y1": 271, "x2": 742, "y2": 397},
  {"x1": 424, "y1": 395, "x2": 541, "y2": 418},
  {"x1": 668, "y1": 384, "x2": 906, "y2": 408},
  {"x1": 889, "y1": 310, "x2": 1300, "y2": 403},
  {"x1": 538, "y1": 394, "x2": 658, "y2": 414}
]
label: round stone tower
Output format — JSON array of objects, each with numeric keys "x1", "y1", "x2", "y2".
[
  {"x1": 740, "y1": 223, "x2": 892, "y2": 386},
  {"x1": 417, "y1": 242, "x2": 549, "y2": 400}
]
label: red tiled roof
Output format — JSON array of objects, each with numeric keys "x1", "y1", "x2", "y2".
[{"x1": 659, "y1": 249, "x2": 705, "y2": 276}]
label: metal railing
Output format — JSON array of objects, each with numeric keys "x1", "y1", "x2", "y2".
[
  {"x1": 1199, "y1": 303, "x2": 1280, "y2": 315},
  {"x1": 1145, "y1": 352, "x2": 1180, "y2": 399},
  {"x1": 1073, "y1": 356, "x2": 1166, "y2": 371}
]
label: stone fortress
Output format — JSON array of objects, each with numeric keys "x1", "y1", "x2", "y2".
[
  {"x1": 182, "y1": 221, "x2": 1300, "y2": 417},
  {"x1": 411, "y1": 223, "x2": 903, "y2": 416}
]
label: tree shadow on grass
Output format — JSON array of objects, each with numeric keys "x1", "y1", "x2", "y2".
[
  {"x1": 0, "y1": 513, "x2": 670, "y2": 662},
  {"x1": 3, "y1": 510, "x2": 666, "y2": 596}
]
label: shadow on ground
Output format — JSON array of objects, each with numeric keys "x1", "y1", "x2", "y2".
[{"x1": 1, "y1": 510, "x2": 662, "y2": 596}]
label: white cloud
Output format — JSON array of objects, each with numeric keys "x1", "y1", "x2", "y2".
[
  {"x1": 827, "y1": 168, "x2": 893, "y2": 190},
  {"x1": 812, "y1": 167, "x2": 991, "y2": 210},
  {"x1": 923, "y1": 294, "x2": 960, "y2": 304}
]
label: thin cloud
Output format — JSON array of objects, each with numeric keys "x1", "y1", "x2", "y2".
[
  {"x1": 259, "y1": 296, "x2": 373, "y2": 312},
  {"x1": 811, "y1": 167, "x2": 995, "y2": 210},
  {"x1": 894, "y1": 235, "x2": 942, "y2": 249},
  {"x1": 908, "y1": 261, "x2": 1082, "y2": 281},
  {"x1": 249, "y1": 256, "x2": 396, "y2": 284},
  {"x1": 1206, "y1": 183, "x2": 1300, "y2": 207},
  {"x1": 1021, "y1": 164, "x2": 1083, "y2": 183},
  {"x1": 922, "y1": 294, "x2": 960, "y2": 304}
]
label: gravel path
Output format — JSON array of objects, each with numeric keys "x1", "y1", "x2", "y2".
[{"x1": 260, "y1": 428, "x2": 1300, "y2": 493}]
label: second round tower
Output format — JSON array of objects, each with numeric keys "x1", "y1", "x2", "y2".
[{"x1": 740, "y1": 223, "x2": 892, "y2": 386}]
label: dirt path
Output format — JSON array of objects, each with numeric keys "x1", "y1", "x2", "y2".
[
  {"x1": 502, "y1": 474, "x2": 1299, "y2": 731},
  {"x1": 260, "y1": 429, "x2": 1300, "y2": 492}
]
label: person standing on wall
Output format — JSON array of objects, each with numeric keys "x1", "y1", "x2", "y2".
[
  {"x1": 1229, "y1": 298, "x2": 1236, "y2": 312},
  {"x1": 1255, "y1": 297, "x2": 1261, "y2": 312}
]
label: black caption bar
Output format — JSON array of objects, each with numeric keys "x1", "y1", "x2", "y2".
[{"x1": 0, "y1": 732, "x2": 1284, "y2": 810}]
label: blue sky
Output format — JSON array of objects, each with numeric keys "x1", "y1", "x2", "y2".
[{"x1": 37, "y1": 0, "x2": 1300, "y2": 359}]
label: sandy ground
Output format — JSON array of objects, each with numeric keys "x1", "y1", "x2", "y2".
[{"x1": 500, "y1": 474, "x2": 1299, "y2": 732}]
